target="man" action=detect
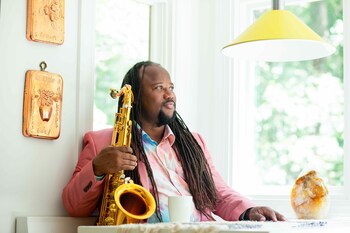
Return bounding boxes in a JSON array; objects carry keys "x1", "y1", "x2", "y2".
[{"x1": 62, "y1": 61, "x2": 286, "y2": 222}]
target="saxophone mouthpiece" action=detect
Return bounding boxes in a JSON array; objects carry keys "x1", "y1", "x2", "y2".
[{"x1": 110, "y1": 88, "x2": 118, "y2": 99}]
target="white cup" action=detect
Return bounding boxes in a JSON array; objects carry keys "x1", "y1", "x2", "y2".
[{"x1": 168, "y1": 195, "x2": 193, "y2": 222}]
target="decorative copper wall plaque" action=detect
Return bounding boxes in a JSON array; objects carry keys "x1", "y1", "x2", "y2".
[
  {"x1": 26, "y1": 0, "x2": 65, "y2": 45},
  {"x1": 23, "y1": 62, "x2": 63, "y2": 140}
]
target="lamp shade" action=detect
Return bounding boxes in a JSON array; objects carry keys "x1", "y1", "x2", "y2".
[{"x1": 222, "y1": 10, "x2": 336, "y2": 62}]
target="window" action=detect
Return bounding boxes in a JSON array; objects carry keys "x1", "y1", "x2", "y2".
[
  {"x1": 94, "y1": 0, "x2": 151, "y2": 130},
  {"x1": 231, "y1": 0, "x2": 345, "y2": 197}
]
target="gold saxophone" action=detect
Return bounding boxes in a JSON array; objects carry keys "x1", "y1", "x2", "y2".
[{"x1": 97, "y1": 84, "x2": 156, "y2": 225}]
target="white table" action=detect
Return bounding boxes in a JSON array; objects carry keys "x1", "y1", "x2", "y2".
[{"x1": 77, "y1": 219, "x2": 350, "y2": 233}]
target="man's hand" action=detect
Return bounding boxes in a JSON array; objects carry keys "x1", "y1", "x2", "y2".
[
  {"x1": 92, "y1": 146, "x2": 137, "y2": 176},
  {"x1": 246, "y1": 206, "x2": 286, "y2": 221}
]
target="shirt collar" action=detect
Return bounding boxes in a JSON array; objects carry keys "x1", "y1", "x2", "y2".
[{"x1": 140, "y1": 125, "x2": 175, "y2": 146}]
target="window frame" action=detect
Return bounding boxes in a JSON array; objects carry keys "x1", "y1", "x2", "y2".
[
  {"x1": 227, "y1": 0, "x2": 350, "y2": 218},
  {"x1": 77, "y1": 0, "x2": 171, "y2": 152},
  {"x1": 92, "y1": 0, "x2": 171, "y2": 130}
]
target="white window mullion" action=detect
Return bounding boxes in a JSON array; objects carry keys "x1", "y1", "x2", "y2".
[
  {"x1": 343, "y1": 0, "x2": 350, "y2": 199},
  {"x1": 149, "y1": 0, "x2": 173, "y2": 71},
  {"x1": 231, "y1": 0, "x2": 266, "y2": 192}
]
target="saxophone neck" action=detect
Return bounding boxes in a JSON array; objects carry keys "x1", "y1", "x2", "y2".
[
  {"x1": 122, "y1": 85, "x2": 134, "y2": 108},
  {"x1": 111, "y1": 85, "x2": 134, "y2": 147},
  {"x1": 110, "y1": 84, "x2": 134, "y2": 108}
]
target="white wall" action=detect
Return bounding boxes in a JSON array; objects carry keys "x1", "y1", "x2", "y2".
[{"x1": 0, "y1": 1, "x2": 94, "y2": 233}]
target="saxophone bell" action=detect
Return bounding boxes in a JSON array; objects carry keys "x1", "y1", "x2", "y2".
[{"x1": 114, "y1": 180, "x2": 156, "y2": 224}]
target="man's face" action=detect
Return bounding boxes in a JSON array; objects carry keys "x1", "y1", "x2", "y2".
[{"x1": 139, "y1": 65, "x2": 176, "y2": 126}]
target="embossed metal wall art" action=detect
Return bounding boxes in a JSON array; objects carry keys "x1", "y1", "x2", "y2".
[
  {"x1": 26, "y1": 0, "x2": 65, "y2": 44},
  {"x1": 23, "y1": 61, "x2": 63, "y2": 139}
]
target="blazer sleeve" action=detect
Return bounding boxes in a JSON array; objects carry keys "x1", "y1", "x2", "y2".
[
  {"x1": 193, "y1": 133, "x2": 256, "y2": 221},
  {"x1": 62, "y1": 130, "x2": 110, "y2": 217}
]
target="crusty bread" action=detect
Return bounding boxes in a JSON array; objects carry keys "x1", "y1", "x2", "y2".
[{"x1": 291, "y1": 170, "x2": 329, "y2": 219}]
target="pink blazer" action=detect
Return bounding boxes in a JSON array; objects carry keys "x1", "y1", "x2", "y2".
[{"x1": 62, "y1": 128, "x2": 255, "y2": 221}]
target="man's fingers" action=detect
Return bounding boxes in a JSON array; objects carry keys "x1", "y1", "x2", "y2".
[
  {"x1": 276, "y1": 212, "x2": 287, "y2": 221},
  {"x1": 122, "y1": 156, "x2": 137, "y2": 166},
  {"x1": 120, "y1": 161, "x2": 137, "y2": 171},
  {"x1": 104, "y1": 145, "x2": 133, "y2": 154},
  {"x1": 120, "y1": 152, "x2": 137, "y2": 163},
  {"x1": 119, "y1": 153, "x2": 137, "y2": 170},
  {"x1": 95, "y1": 146, "x2": 137, "y2": 173},
  {"x1": 261, "y1": 208, "x2": 278, "y2": 221},
  {"x1": 250, "y1": 213, "x2": 266, "y2": 221},
  {"x1": 249, "y1": 207, "x2": 286, "y2": 222},
  {"x1": 117, "y1": 146, "x2": 133, "y2": 154}
]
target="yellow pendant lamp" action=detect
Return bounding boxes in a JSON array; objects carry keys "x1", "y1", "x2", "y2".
[{"x1": 222, "y1": 0, "x2": 335, "y2": 62}]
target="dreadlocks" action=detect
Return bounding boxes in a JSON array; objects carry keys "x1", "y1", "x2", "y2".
[{"x1": 118, "y1": 61, "x2": 218, "y2": 221}]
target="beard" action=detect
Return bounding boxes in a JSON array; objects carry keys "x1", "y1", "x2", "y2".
[{"x1": 157, "y1": 109, "x2": 176, "y2": 126}]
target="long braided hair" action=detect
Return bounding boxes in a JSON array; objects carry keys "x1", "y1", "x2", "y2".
[{"x1": 118, "y1": 61, "x2": 218, "y2": 221}]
